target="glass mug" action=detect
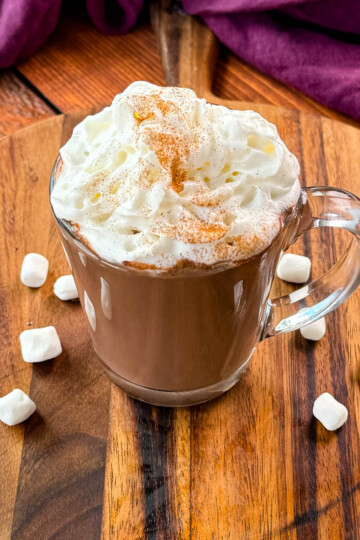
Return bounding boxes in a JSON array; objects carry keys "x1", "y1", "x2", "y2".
[{"x1": 50, "y1": 157, "x2": 360, "y2": 406}]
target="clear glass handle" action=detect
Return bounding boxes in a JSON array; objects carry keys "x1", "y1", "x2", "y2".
[{"x1": 264, "y1": 186, "x2": 360, "y2": 337}]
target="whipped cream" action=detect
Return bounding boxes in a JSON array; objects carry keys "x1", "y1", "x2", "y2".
[{"x1": 51, "y1": 82, "x2": 300, "y2": 268}]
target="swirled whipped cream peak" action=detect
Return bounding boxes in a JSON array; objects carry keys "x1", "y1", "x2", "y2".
[{"x1": 51, "y1": 81, "x2": 300, "y2": 268}]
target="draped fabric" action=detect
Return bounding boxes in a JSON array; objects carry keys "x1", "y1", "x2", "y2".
[{"x1": 1, "y1": 0, "x2": 359, "y2": 119}]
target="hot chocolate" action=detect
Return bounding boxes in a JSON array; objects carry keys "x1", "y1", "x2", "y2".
[
  {"x1": 56, "y1": 211, "x2": 299, "y2": 405},
  {"x1": 50, "y1": 82, "x2": 301, "y2": 405}
]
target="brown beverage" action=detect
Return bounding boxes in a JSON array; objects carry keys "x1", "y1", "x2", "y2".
[
  {"x1": 56, "y1": 202, "x2": 299, "y2": 405},
  {"x1": 50, "y1": 83, "x2": 360, "y2": 405}
]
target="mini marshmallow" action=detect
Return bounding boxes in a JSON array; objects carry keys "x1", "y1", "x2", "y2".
[
  {"x1": 300, "y1": 317, "x2": 326, "y2": 341},
  {"x1": 21, "y1": 253, "x2": 49, "y2": 288},
  {"x1": 0, "y1": 389, "x2": 36, "y2": 426},
  {"x1": 276, "y1": 253, "x2": 311, "y2": 284},
  {"x1": 54, "y1": 275, "x2": 78, "y2": 301},
  {"x1": 313, "y1": 392, "x2": 348, "y2": 431},
  {"x1": 20, "y1": 326, "x2": 62, "y2": 363}
]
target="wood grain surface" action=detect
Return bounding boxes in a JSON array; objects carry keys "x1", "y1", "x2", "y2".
[
  {"x1": 0, "y1": 5, "x2": 356, "y2": 139},
  {"x1": 0, "y1": 71, "x2": 56, "y2": 137},
  {"x1": 0, "y1": 3, "x2": 360, "y2": 540},
  {"x1": 9, "y1": 4, "x2": 357, "y2": 129}
]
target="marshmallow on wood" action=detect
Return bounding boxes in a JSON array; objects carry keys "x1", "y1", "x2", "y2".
[
  {"x1": 54, "y1": 275, "x2": 78, "y2": 301},
  {"x1": 21, "y1": 253, "x2": 49, "y2": 288},
  {"x1": 20, "y1": 326, "x2": 62, "y2": 363},
  {"x1": 313, "y1": 392, "x2": 348, "y2": 431},
  {"x1": 0, "y1": 389, "x2": 36, "y2": 426},
  {"x1": 300, "y1": 317, "x2": 326, "y2": 341},
  {"x1": 276, "y1": 253, "x2": 311, "y2": 284}
]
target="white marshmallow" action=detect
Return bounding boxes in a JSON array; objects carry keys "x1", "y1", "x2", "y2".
[
  {"x1": 20, "y1": 326, "x2": 62, "y2": 363},
  {"x1": 276, "y1": 253, "x2": 311, "y2": 284},
  {"x1": 54, "y1": 275, "x2": 78, "y2": 301},
  {"x1": 300, "y1": 317, "x2": 326, "y2": 341},
  {"x1": 313, "y1": 392, "x2": 348, "y2": 431},
  {"x1": 20, "y1": 253, "x2": 49, "y2": 288},
  {"x1": 0, "y1": 389, "x2": 36, "y2": 426}
]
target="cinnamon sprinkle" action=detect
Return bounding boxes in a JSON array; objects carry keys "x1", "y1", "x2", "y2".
[
  {"x1": 131, "y1": 91, "x2": 192, "y2": 193},
  {"x1": 145, "y1": 131, "x2": 189, "y2": 192},
  {"x1": 131, "y1": 94, "x2": 177, "y2": 125},
  {"x1": 123, "y1": 261, "x2": 160, "y2": 270},
  {"x1": 156, "y1": 217, "x2": 229, "y2": 244}
]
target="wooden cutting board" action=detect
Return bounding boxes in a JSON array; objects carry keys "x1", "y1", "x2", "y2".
[{"x1": 1, "y1": 4, "x2": 360, "y2": 540}]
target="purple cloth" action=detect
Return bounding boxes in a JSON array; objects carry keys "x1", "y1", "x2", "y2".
[
  {"x1": 182, "y1": 0, "x2": 360, "y2": 120},
  {"x1": 0, "y1": 0, "x2": 62, "y2": 67},
  {"x1": 0, "y1": 0, "x2": 359, "y2": 120},
  {"x1": 86, "y1": 0, "x2": 144, "y2": 35},
  {"x1": 0, "y1": 0, "x2": 143, "y2": 67}
]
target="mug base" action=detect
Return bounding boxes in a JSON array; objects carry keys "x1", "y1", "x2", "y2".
[{"x1": 96, "y1": 351, "x2": 254, "y2": 407}]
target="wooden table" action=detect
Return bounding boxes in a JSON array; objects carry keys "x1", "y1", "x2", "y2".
[{"x1": 1, "y1": 5, "x2": 360, "y2": 539}]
